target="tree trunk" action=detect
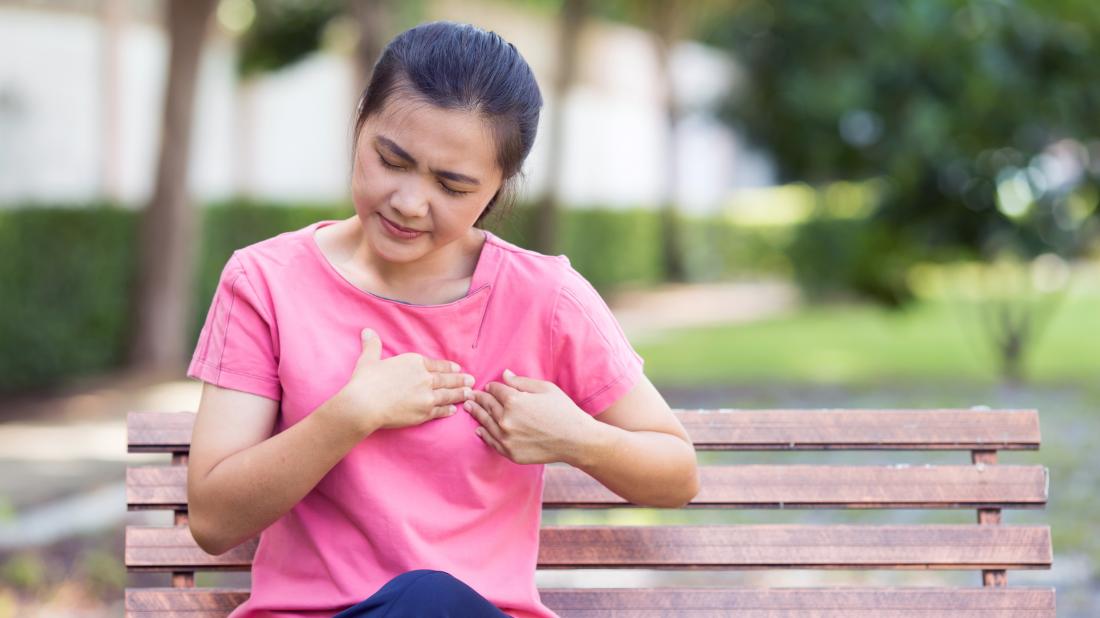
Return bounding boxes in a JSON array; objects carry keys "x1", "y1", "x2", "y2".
[
  {"x1": 128, "y1": 0, "x2": 217, "y2": 375},
  {"x1": 533, "y1": 0, "x2": 587, "y2": 255},
  {"x1": 650, "y1": 0, "x2": 687, "y2": 282},
  {"x1": 349, "y1": 0, "x2": 393, "y2": 99}
]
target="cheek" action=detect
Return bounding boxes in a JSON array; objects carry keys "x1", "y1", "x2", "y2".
[{"x1": 350, "y1": 162, "x2": 389, "y2": 207}]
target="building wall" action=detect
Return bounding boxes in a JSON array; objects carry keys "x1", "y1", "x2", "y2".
[{"x1": 0, "y1": 0, "x2": 773, "y2": 213}]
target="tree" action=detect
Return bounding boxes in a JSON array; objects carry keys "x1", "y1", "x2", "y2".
[
  {"x1": 532, "y1": 0, "x2": 588, "y2": 255},
  {"x1": 705, "y1": 1, "x2": 1100, "y2": 276},
  {"x1": 129, "y1": 0, "x2": 218, "y2": 374},
  {"x1": 704, "y1": 0, "x2": 1100, "y2": 381}
]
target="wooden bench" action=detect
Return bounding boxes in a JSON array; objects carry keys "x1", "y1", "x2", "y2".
[{"x1": 125, "y1": 407, "x2": 1055, "y2": 616}]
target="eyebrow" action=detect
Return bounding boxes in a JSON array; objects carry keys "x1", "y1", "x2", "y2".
[{"x1": 375, "y1": 135, "x2": 482, "y2": 186}]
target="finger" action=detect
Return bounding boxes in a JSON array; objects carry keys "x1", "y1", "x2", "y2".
[
  {"x1": 470, "y1": 390, "x2": 504, "y2": 425},
  {"x1": 432, "y1": 372, "x2": 476, "y2": 389},
  {"x1": 433, "y1": 404, "x2": 459, "y2": 418},
  {"x1": 475, "y1": 425, "x2": 507, "y2": 458},
  {"x1": 356, "y1": 328, "x2": 382, "y2": 366},
  {"x1": 434, "y1": 386, "x2": 472, "y2": 407},
  {"x1": 424, "y1": 358, "x2": 462, "y2": 374},
  {"x1": 502, "y1": 368, "x2": 545, "y2": 392},
  {"x1": 463, "y1": 399, "x2": 505, "y2": 443},
  {"x1": 484, "y1": 381, "x2": 520, "y2": 402}
]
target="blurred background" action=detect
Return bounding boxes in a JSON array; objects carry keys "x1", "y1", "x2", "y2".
[{"x1": 1, "y1": 0, "x2": 1098, "y2": 615}]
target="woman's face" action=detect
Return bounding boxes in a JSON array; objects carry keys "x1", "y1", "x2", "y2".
[{"x1": 350, "y1": 98, "x2": 504, "y2": 264}]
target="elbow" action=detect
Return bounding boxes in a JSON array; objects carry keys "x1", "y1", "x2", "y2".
[
  {"x1": 671, "y1": 472, "x2": 702, "y2": 509},
  {"x1": 189, "y1": 520, "x2": 223, "y2": 556},
  {"x1": 188, "y1": 486, "x2": 231, "y2": 556},
  {"x1": 187, "y1": 503, "x2": 229, "y2": 556},
  {"x1": 652, "y1": 464, "x2": 702, "y2": 509}
]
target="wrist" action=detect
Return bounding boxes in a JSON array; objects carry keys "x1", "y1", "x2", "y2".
[
  {"x1": 563, "y1": 412, "x2": 619, "y2": 470},
  {"x1": 321, "y1": 389, "x2": 379, "y2": 440}
]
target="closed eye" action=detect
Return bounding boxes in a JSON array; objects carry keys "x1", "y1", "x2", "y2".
[
  {"x1": 438, "y1": 184, "x2": 469, "y2": 197},
  {"x1": 377, "y1": 153, "x2": 404, "y2": 171},
  {"x1": 377, "y1": 152, "x2": 470, "y2": 197}
]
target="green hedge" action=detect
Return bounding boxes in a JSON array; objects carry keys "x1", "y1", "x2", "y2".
[
  {"x1": 0, "y1": 201, "x2": 787, "y2": 394},
  {"x1": 0, "y1": 205, "x2": 138, "y2": 394}
]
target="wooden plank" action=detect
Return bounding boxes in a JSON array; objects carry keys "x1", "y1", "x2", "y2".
[
  {"x1": 126, "y1": 587, "x2": 248, "y2": 617},
  {"x1": 128, "y1": 464, "x2": 1049, "y2": 511},
  {"x1": 127, "y1": 409, "x2": 1042, "y2": 453},
  {"x1": 125, "y1": 525, "x2": 1052, "y2": 572},
  {"x1": 128, "y1": 412, "x2": 196, "y2": 453},
  {"x1": 125, "y1": 587, "x2": 1056, "y2": 617},
  {"x1": 678, "y1": 409, "x2": 1042, "y2": 450},
  {"x1": 542, "y1": 465, "x2": 1048, "y2": 509}
]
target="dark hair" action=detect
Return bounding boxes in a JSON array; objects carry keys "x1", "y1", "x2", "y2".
[{"x1": 352, "y1": 21, "x2": 543, "y2": 226}]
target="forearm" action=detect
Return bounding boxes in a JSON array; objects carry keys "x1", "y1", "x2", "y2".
[
  {"x1": 565, "y1": 418, "x2": 700, "y2": 508},
  {"x1": 189, "y1": 395, "x2": 372, "y2": 555}
]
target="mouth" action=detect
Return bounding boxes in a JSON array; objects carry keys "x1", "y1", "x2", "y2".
[{"x1": 378, "y1": 214, "x2": 425, "y2": 239}]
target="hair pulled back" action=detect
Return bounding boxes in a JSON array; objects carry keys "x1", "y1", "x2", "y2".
[{"x1": 353, "y1": 21, "x2": 543, "y2": 224}]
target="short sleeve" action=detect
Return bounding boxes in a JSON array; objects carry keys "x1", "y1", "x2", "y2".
[
  {"x1": 187, "y1": 253, "x2": 282, "y2": 401},
  {"x1": 551, "y1": 261, "x2": 645, "y2": 416}
]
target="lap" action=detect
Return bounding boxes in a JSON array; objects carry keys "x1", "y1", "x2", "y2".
[{"x1": 333, "y1": 570, "x2": 510, "y2": 618}]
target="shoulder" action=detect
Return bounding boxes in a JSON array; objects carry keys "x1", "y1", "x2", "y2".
[
  {"x1": 226, "y1": 221, "x2": 320, "y2": 284},
  {"x1": 483, "y1": 230, "x2": 583, "y2": 298}
]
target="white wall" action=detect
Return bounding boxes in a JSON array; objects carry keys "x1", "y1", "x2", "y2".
[{"x1": 0, "y1": 1, "x2": 774, "y2": 213}]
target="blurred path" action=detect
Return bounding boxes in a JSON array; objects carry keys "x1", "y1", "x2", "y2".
[
  {"x1": 0, "y1": 279, "x2": 799, "y2": 549},
  {"x1": 609, "y1": 279, "x2": 799, "y2": 344}
]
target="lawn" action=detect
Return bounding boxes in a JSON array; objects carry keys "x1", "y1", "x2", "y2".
[{"x1": 635, "y1": 293, "x2": 1100, "y2": 386}]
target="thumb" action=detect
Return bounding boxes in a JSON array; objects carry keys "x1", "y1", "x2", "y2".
[
  {"x1": 357, "y1": 328, "x2": 382, "y2": 365},
  {"x1": 503, "y1": 368, "x2": 543, "y2": 392}
]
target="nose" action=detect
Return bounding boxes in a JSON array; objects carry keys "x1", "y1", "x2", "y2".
[{"x1": 389, "y1": 178, "x2": 430, "y2": 221}]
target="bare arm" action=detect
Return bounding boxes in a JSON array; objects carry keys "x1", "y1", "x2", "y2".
[
  {"x1": 564, "y1": 375, "x2": 700, "y2": 508},
  {"x1": 187, "y1": 384, "x2": 371, "y2": 555}
]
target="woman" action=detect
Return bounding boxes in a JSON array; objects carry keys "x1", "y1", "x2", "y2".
[{"x1": 186, "y1": 21, "x2": 699, "y2": 618}]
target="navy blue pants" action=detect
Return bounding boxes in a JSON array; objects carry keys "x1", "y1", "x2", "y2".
[{"x1": 333, "y1": 569, "x2": 510, "y2": 617}]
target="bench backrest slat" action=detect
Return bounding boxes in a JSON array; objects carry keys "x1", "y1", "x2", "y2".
[
  {"x1": 125, "y1": 524, "x2": 1053, "y2": 571},
  {"x1": 127, "y1": 463, "x2": 1048, "y2": 510},
  {"x1": 127, "y1": 409, "x2": 1042, "y2": 453}
]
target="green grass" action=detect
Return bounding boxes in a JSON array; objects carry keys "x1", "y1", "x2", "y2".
[{"x1": 636, "y1": 294, "x2": 1100, "y2": 386}]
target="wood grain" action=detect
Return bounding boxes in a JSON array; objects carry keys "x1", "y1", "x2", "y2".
[
  {"x1": 125, "y1": 525, "x2": 1053, "y2": 571},
  {"x1": 127, "y1": 464, "x2": 1049, "y2": 510},
  {"x1": 125, "y1": 587, "x2": 1056, "y2": 617},
  {"x1": 128, "y1": 409, "x2": 1042, "y2": 453}
]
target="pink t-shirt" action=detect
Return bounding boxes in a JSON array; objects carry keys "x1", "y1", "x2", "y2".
[{"x1": 186, "y1": 219, "x2": 645, "y2": 618}]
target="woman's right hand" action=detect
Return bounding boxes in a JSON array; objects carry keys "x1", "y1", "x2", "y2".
[{"x1": 336, "y1": 328, "x2": 475, "y2": 434}]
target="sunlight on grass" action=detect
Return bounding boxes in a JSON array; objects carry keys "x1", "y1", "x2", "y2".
[{"x1": 637, "y1": 293, "x2": 1100, "y2": 386}]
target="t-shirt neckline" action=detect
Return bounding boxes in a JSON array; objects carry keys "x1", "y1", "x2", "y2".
[{"x1": 306, "y1": 219, "x2": 499, "y2": 309}]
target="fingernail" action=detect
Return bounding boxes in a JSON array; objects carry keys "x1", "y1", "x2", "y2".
[
  {"x1": 463, "y1": 387, "x2": 471, "y2": 399},
  {"x1": 463, "y1": 401, "x2": 472, "y2": 411},
  {"x1": 504, "y1": 368, "x2": 515, "y2": 379},
  {"x1": 452, "y1": 362, "x2": 461, "y2": 372},
  {"x1": 465, "y1": 375, "x2": 475, "y2": 387}
]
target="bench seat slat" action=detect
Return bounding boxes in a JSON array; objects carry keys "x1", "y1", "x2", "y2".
[
  {"x1": 125, "y1": 587, "x2": 1056, "y2": 617},
  {"x1": 125, "y1": 525, "x2": 1052, "y2": 571},
  {"x1": 127, "y1": 409, "x2": 1042, "y2": 453},
  {"x1": 127, "y1": 464, "x2": 1049, "y2": 510}
]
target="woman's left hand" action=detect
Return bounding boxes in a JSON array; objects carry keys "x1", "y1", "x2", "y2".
[{"x1": 464, "y1": 369, "x2": 594, "y2": 465}]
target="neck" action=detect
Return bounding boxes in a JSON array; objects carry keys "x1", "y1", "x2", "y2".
[{"x1": 351, "y1": 221, "x2": 485, "y2": 289}]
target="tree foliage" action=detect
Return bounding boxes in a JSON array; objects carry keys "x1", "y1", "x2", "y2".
[
  {"x1": 704, "y1": 0, "x2": 1100, "y2": 301},
  {"x1": 237, "y1": 0, "x2": 344, "y2": 77}
]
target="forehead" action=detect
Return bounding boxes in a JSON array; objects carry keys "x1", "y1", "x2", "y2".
[{"x1": 362, "y1": 99, "x2": 501, "y2": 179}]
